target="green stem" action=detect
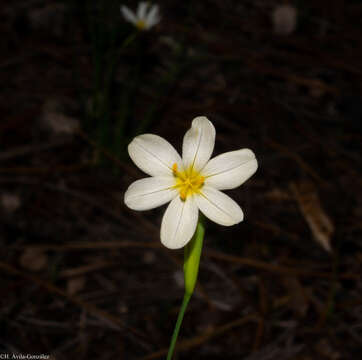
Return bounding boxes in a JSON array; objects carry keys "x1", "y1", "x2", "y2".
[
  {"x1": 184, "y1": 217, "x2": 205, "y2": 296},
  {"x1": 166, "y1": 293, "x2": 191, "y2": 360},
  {"x1": 166, "y1": 217, "x2": 205, "y2": 360}
]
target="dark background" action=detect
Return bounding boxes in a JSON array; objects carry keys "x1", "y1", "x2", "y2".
[{"x1": 1, "y1": 1, "x2": 361, "y2": 359}]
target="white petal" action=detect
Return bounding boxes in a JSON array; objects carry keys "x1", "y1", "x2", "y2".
[
  {"x1": 203, "y1": 149, "x2": 258, "y2": 190},
  {"x1": 182, "y1": 116, "x2": 216, "y2": 172},
  {"x1": 137, "y1": 2, "x2": 149, "y2": 20},
  {"x1": 124, "y1": 177, "x2": 177, "y2": 211},
  {"x1": 121, "y1": 6, "x2": 137, "y2": 24},
  {"x1": 195, "y1": 186, "x2": 243, "y2": 226},
  {"x1": 161, "y1": 196, "x2": 199, "y2": 249},
  {"x1": 128, "y1": 134, "x2": 183, "y2": 177},
  {"x1": 145, "y1": 5, "x2": 160, "y2": 27}
]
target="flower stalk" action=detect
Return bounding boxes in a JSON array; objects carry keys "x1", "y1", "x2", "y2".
[
  {"x1": 166, "y1": 218, "x2": 205, "y2": 360},
  {"x1": 184, "y1": 215, "x2": 205, "y2": 296},
  {"x1": 124, "y1": 116, "x2": 258, "y2": 357},
  {"x1": 166, "y1": 293, "x2": 191, "y2": 360}
]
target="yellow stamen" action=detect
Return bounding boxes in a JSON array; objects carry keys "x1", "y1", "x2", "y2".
[
  {"x1": 136, "y1": 19, "x2": 146, "y2": 30},
  {"x1": 180, "y1": 189, "x2": 187, "y2": 201},
  {"x1": 172, "y1": 163, "x2": 205, "y2": 202}
]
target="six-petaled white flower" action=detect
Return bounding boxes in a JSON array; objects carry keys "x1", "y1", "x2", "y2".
[
  {"x1": 121, "y1": 2, "x2": 161, "y2": 31},
  {"x1": 124, "y1": 116, "x2": 258, "y2": 249}
]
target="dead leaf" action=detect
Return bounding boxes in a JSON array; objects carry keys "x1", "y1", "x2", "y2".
[
  {"x1": 67, "y1": 276, "x2": 86, "y2": 296},
  {"x1": 28, "y1": 4, "x2": 66, "y2": 37},
  {"x1": 290, "y1": 181, "x2": 334, "y2": 252},
  {"x1": 41, "y1": 99, "x2": 80, "y2": 135},
  {"x1": 272, "y1": 5, "x2": 297, "y2": 35},
  {"x1": 315, "y1": 338, "x2": 341, "y2": 359},
  {"x1": 265, "y1": 188, "x2": 291, "y2": 201},
  {"x1": 143, "y1": 251, "x2": 156, "y2": 264},
  {"x1": 282, "y1": 277, "x2": 309, "y2": 317},
  {"x1": 19, "y1": 248, "x2": 48, "y2": 271},
  {"x1": 1, "y1": 193, "x2": 21, "y2": 213}
]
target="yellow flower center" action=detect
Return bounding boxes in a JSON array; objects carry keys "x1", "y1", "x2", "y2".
[
  {"x1": 172, "y1": 163, "x2": 205, "y2": 201},
  {"x1": 136, "y1": 19, "x2": 146, "y2": 30}
]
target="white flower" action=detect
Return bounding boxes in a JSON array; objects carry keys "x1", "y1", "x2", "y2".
[
  {"x1": 124, "y1": 116, "x2": 258, "y2": 249},
  {"x1": 121, "y1": 2, "x2": 161, "y2": 31}
]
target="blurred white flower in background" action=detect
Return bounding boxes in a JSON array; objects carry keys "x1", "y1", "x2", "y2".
[
  {"x1": 124, "y1": 116, "x2": 258, "y2": 249},
  {"x1": 272, "y1": 4, "x2": 297, "y2": 35},
  {"x1": 121, "y1": 2, "x2": 161, "y2": 31}
]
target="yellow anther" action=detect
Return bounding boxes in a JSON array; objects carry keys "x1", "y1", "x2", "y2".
[
  {"x1": 195, "y1": 176, "x2": 205, "y2": 186},
  {"x1": 136, "y1": 20, "x2": 146, "y2": 30},
  {"x1": 172, "y1": 164, "x2": 205, "y2": 201},
  {"x1": 180, "y1": 189, "x2": 187, "y2": 201}
]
